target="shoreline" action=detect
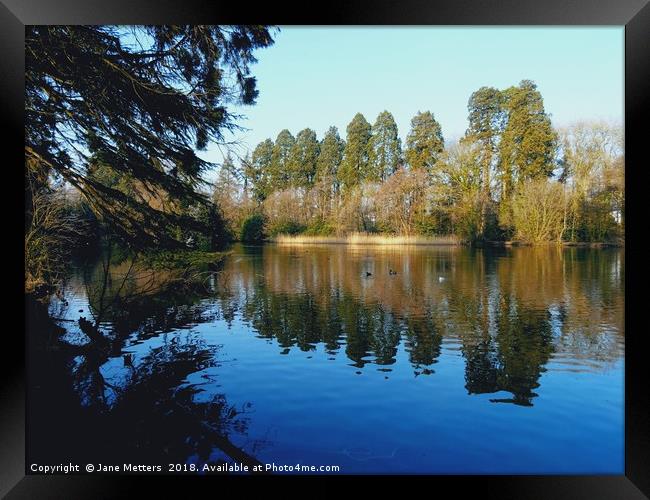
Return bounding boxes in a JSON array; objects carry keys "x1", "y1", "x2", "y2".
[
  {"x1": 270, "y1": 233, "x2": 461, "y2": 246},
  {"x1": 267, "y1": 234, "x2": 624, "y2": 248},
  {"x1": 481, "y1": 240, "x2": 624, "y2": 248}
]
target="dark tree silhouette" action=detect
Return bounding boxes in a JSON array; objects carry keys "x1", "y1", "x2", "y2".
[{"x1": 26, "y1": 25, "x2": 276, "y2": 248}]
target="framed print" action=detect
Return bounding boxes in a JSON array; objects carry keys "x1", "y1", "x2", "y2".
[{"x1": 5, "y1": 0, "x2": 650, "y2": 497}]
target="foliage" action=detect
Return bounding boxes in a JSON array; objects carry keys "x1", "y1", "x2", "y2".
[
  {"x1": 431, "y1": 141, "x2": 483, "y2": 241},
  {"x1": 498, "y1": 80, "x2": 559, "y2": 233},
  {"x1": 262, "y1": 188, "x2": 307, "y2": 232},
  {"x1": 368, "y1": 111, "x2": 402, "y2": 181},
  {"x1": 237, "y1": 105, "x2": 625, "y2": 242},
  {"x1": 500, "y1": 81, "x2": 558, "y2": 182},
  {"x1": 269, "y1": 129, "x2": 295, "y2": 188},
  {"x1": 338, "y1": 113, "x2": 372, "y2": 191},
  {"x1": 212, "y1": 153, "x2": 258, "y2": 241},
  {"x1": 248, "y1": 139, "x2": 275, "y2": 201},
  {"x1": 190, "y1": 201, "x2": 231, "y2": 251},
  {"x1": 26, "y1": 25, "x2": 276, "y2": 249},
  {"x1": 240, "y1": 214, "x2": 266, "y2": 243},
  {"x1": 304, "y1": 218, "x2": 336, "y2": 236},
  {"x1": 463, "y1": 86, "x2": 504, "y2": 238},
  {"x1": 195, "y1": 83, "x2": 622, "y2": 245},
  {"x1": 511, "y1": 178, "x2": 569, "y2": 243},
  {"x1": 334, "y1": 182, "x2": 380, "y2": 234},
  {"x1": 405, "y1": 111, "x2": 444, "y2": 173},
  {"x1": 267, "y1": 220, "x2": 306, "y2": 237},
  {"x1": 288, "y1": 128, "x2": 320, "y2": 188},
  {"x1": 316, "y1": 126, "x2": 344, "y2": 185}
]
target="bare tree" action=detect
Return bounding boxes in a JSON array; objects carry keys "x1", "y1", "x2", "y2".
[{"x1": 511, "y1": 178, "x2": 569, "y2": 243}]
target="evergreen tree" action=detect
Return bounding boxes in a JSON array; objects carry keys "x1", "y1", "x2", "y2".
[
  {"x1": 464, "y1": 87, "x2": 505, "y2": 197},
  {"x1": 314, "y1": 126, "x2": 344, "y2": 216},
  {"x1": 338, "y1": 113, "x2": 372, "y2": 190},
  {"x1": 405, "y1": 111, "x2": 444, "y2": 172},
  {"x1": 463, "y1": 87, "x2": 505, "y2": 238},
  {"x1": 368, "y1": 111, "x2": 402, "y2": 181},
  {"x1": 249, "y1": 139, "x2": 275, "y2": 201},
  {"x1": 213, "y1": 153, "x2": 240, "y2": 205},
  {"x1": 497, "y1": 80, "x2": 558, "y2": 233},
  {"x1": 212, "y1": 153, "x2": 241, "y2": 237},
  {"x1": 499, "y1": 80, "x2": 558, "y2": 194},
  {"x1": 269, "y1": 129, "x2": 295, "y2": 189},
  {"x1": 26, "y1": 25, "x2": 275, "y2": 249},
  {"x1": 316, "y1": 126, "x2": 345, "y2": 185},
  {"x1": 240, "y1": 152, "x2": 252, "y2": 201},
  {"x1": 288, "y1": 128, "x2": 320, "y2": 188},
  {"x1": 221, "y1": 153, "x2": 239, "y2": 179}
]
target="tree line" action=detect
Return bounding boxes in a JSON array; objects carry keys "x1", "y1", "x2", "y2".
[
  {"x1": 24, "y1": 25, "x2": 623, "y2": 297},
  {"x1": 214, "y1": 80, "x2": 623, "y2": 245}
]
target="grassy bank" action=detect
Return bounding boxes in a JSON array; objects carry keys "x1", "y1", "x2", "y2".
[
  {"x1": 482, "y1": 240, "x2": 624, "y2": 248},
  {"x1": 271, "y1": 234, "x2": 623, "y2": 248},
  {"x1": 271, "y1": 233, "x2": 461, "y2": 246}
]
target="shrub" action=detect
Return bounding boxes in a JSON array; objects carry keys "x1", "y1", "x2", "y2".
[
  {"x1": 413, "y1": 213, "x2": 441, "y2": 236},
  {"x1": 304, "y1": 218, "x2": 336, "y2": 236},
  {"x1": 240, "y1": 214, "x2": 266, "y2": 243},
  {"x1": 267, "y1": 220, "x2": 306, "y2": 237},
  {"x1": 185, "y1": 202, "x2": 231, "y2": 251}
]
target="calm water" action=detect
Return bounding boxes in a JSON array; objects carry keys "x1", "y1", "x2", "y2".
[{"x1": 28, "y1": 244, "x2": 624, "y2": 474}]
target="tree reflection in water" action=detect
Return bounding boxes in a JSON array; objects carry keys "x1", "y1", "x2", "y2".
[
  {"x1": 216, "y1": 244, "x2": 622, "y2": 406},
  {"x1": 30, "y1": 251, "x2": 267, "y2": 471},
  {"x1": 29, "y1": 244, "x2": 624, "y2": 471}
]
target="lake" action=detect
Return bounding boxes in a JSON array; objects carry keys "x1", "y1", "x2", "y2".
[{"x1": 27, "y1": 244, "x2": 624, "y2": 474}]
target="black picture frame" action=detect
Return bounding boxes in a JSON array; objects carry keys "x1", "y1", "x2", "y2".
[{"x1": 5, "y1": 0, "x2": 649, "y2": 497}]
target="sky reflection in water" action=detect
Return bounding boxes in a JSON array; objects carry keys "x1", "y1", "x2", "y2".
[{"x1": 33, "y1": 244, "x2": 624, "y2": 474}]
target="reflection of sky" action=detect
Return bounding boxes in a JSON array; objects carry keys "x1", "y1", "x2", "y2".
[{"x1": 56, "y1": 246, "x2": 624, "y2": 473}]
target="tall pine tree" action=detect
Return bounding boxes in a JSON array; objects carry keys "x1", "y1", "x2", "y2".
[
  {"x1": 405, "y1": 111, "x2": 444, "y2": 173},
  {"x1": 499, "y1": 80, "x2": 558, "y2": 191},
  {"x1": 249, "y1": 139, "x2": 275, "y2": 201},
  {"x1": 463, "y1": 87, "x2": 505, "y2": 238},
  {"x1": 338, "y1": 113, "x2": 372, "y2": 190},
  {"x1": 316, "y1": 126, "x2": 345, "y2": 186},
  {"x1": 288, "y1": 128, "x2": 320, "y2": 188},
  {"x1": 269, "y1": 129, "x2": 295, "y2": 190},
  {"x1": 498, "y1": 80, "x2": 558, "y2": 232},
  {"x1": 368, "y1": 111, "x2": 402, "y2": 182}
]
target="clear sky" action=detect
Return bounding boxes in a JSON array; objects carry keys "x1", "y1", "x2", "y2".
[{"x1": 202, "y1": 26, "x2": 624, "y2": 171}]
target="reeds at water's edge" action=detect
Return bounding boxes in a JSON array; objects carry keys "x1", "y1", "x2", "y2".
[{"x1": 272, "y1": 232, "x2": 461, "y2": 246}]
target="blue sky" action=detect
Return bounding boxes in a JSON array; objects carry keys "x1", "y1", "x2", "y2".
[{"x1": 202, "y1": 26, "x2": 623, "y2": 169}]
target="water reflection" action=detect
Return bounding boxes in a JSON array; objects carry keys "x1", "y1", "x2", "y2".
[
  {"x1": 217, "y1": 244, "x2": 623, "y2": 405},
  {"x1": 30, "y1": 252, "x2": 265, "y2": 471},
  {"x1": 29, "y1": 244, "x2": 624, "y2": 473}
]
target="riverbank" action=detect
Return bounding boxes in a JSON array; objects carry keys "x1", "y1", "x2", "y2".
[
  {"x1": 271, "y1": 233, "x2": 461, "y2": 246},
  {"x1": 270, "y1": 233, "x2": 623, "y2": 247},
  {"x1": 482, "y1": 240, "x2": 624, "y2": 248}
]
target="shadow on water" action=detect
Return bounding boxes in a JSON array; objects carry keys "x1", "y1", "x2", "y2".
[
  {"x1": 28, "y1": 249, "x2": 267, "y2": 472},
  {"x1": 27, "y1": 243, "x2": 624, "y2": 471}
]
